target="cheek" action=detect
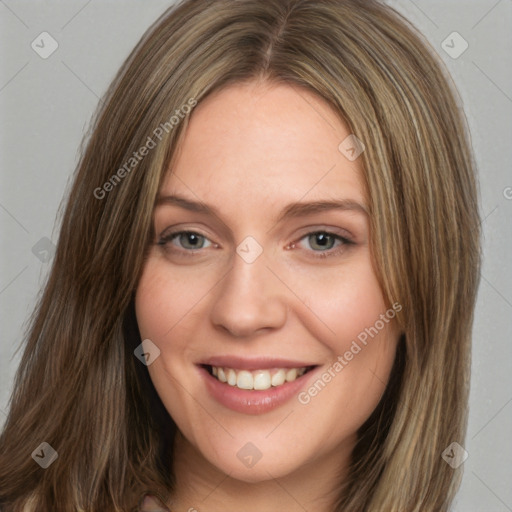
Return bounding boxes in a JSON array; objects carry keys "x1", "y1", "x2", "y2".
[
  {"x1": 134, "y1": 258, "x2": 213, "y2": 431},
  {"x1": 134, "y1": 258, "x2": 205, "y2": 400},
  {"x1": 289, "y1": 259, "x2": 398, "y2": 418},
  {"x1": 134, "y1": 248, "x2": 401, "y2": 472},
  {"x1": 136, "y1": 249, "x2": 395, "y2": 371},
  {"x1": 281, "y1": 254, "x2": 390, "y2": 353},
  {"x1": 135, "y1": 255, "x2": 216, "y2": 342}
]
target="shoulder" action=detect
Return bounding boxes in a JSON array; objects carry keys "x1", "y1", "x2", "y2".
[
  {"x1": 18, "y1": 494, "x2": 37, "y2": 512},
  {"x1": 138, "y1": 493, "x2": 171, "y2": 512},
  {"x1": 16, "y1": 494, "x2": 38, "y2": 512},
  {"x1": 17, "y1": 492, "x2": 168, "y2": 511}
]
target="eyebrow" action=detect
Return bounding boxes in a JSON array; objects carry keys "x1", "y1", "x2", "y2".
[{"x1": 155, "y1": 194, "x2": 369, "y2": 223}]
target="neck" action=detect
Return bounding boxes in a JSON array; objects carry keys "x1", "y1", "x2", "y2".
[{"x1": 166, "y1": 430, "x2": 354, "y2": 512}]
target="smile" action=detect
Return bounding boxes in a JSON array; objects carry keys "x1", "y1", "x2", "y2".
[
  {"x1": 198, "y1": 360, "x2": 319, "y2": 414},
  {"x1": 207, "y1": 365, "x2": 313, "y2": 390}
]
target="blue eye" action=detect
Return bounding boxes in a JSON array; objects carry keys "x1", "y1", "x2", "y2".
[
  {"x1": 157, "y1": 229, "x2": 353, "y2": 259},
  {"x1": 297, "y1": 231, "x2": 353, "y2": 259},
  {"x1": 158, "y1": 231, "x2": 212, "y2": 251},
  {"x1": 305, "y1": 232, "x2": 338, "y2": 251}
]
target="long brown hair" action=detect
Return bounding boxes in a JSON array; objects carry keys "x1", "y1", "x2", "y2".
[{"x1": 0, "y1": 0, "x2": 481, "y2": 510}]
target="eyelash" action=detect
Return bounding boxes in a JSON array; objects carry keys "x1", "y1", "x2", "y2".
[{"x1": 156, "y1": 230, "x2": 354, "y2": 259}]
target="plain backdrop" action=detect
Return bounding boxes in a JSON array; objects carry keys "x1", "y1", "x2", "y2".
[{"x1": 1, "y1": 1, "x2": 511, "y2": 510}]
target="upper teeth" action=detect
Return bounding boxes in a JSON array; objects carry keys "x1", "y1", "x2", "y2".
[{"x1": 211, "y1": 366, "x2": 307, "y2": 390}]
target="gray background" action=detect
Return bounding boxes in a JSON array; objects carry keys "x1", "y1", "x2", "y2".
[{"x1": 1, "y1": 1, "x2": 511, "y2": 510}]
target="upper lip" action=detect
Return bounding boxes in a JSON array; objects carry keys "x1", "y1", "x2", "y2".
[{"x1": 199, "y1": 356, "x2": 318, "y2": 371}]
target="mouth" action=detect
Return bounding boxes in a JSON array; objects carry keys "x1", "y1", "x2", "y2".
[
  {"x1": 202, "y1": 364, "x2": 317, "y2": 391},
  {"x1": 198, "y1": 359, "x2": 320, "y2": 414}
]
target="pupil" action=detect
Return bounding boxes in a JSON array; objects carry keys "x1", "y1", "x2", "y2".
[
  {"x1": 316, "y1": 233, "x2": 329, "y2": 246},
  {"x1": 310, "y1": 232, "x2": 335, "y2": 251}
]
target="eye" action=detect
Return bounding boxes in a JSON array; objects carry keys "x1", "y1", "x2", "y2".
[
  {"x1": 156, "y1": 229, "x2": 354, "y2": 259},
  {"x1": 293, "y1": 231, "x2": 354, "y2": 259},
  {"x1": 157, "y1": 230, "x2": 214, "y2": 252}
]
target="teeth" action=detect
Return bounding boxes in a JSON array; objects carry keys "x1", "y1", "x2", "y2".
[
  {"x1": 237, "y1": 371, "x2": 253, "y2": 390},
  {"x1": 209, "y1": 366, "x2": 308, "y2": 390},
  {"x1": 253, "y1": 370, "x2": 271, "y2": 390},
  {"x1": 227, "y1": 369, "x2": 237, "y2": 386},
  {"x1": 271, "y1": 369, "x2": 286, "y2": 387},
  {"x1": 285, "y1": 368, "x2": 297, "y2": 382}
]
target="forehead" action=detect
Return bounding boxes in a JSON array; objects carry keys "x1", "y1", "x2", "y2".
[{"x1": 161, "y1": 81, "x2": 366, "y2": 212}]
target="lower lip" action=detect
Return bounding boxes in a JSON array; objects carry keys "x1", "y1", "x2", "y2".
[{"x1": 199, "y1": 366, "x2": 318, "y2": 415}]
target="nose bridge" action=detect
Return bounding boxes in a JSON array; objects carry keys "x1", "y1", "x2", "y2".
[{"x1": 210, "y1": 245, "x2": 287, "y2": 337}]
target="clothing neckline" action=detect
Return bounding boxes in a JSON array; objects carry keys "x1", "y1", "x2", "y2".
[{"x1": 138, "y1": 493, "x2": 172, "y2": 511}]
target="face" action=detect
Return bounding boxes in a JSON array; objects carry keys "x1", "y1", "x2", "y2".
[{"x1": 135, "y1": 80, "x2": 400, "y2": 483}]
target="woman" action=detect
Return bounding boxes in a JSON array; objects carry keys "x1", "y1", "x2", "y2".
[{"x1": 0, "y1": 0, "x2": 481, "y2": 510}]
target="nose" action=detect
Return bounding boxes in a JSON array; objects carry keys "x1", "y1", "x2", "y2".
[{"x1": 210, "y1": 250, "x2": 288, "y2": 338}]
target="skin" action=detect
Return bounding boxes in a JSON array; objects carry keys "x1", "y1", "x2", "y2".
[{"x1": 135, "y1": 80, "x2": 400, "y2": 512}]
